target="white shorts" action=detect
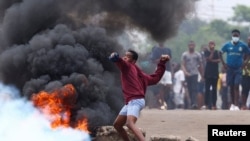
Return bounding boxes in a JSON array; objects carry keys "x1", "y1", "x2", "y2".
[
  {"x1": 159, "y1": 71, "x2": 172, "y2": 85},
  {"x1": 174, "y1": 92, "x2": 184, "y2": 105},
  {"x1": 119, "y1": 98, "x2": 145, "y2": 118}
]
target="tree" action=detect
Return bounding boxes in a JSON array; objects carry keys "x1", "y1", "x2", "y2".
[
  {"x1": 179, "y1": 18, "x2": 207, "y2": 35},
  {"x1": 209, "y1": 20, "x2": 232, "y2": 39},
  {"x1": 231, "y1": 5, "x2": 250, "y2": 22}
]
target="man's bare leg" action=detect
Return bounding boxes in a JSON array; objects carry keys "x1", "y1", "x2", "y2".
[
  {"x1": 241, "y1": 94, "x2": 247, "y2": 110},
  {"x1": 126, "y1": 115, "x2": 145, "y2": 141},
  {"x1": 113, "y1": 115, "x2": 130, "y2": 141}
]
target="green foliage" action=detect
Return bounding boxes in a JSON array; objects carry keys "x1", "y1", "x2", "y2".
[
  {"x1": 179, "y1": 18, "x2": 207, "y2": 35},
  {"x1": 231, "y1": 5, "x2": 250, "y2": 22},
  {"x1": 209, "y1": 20, "x2": 232, "y2": 39}
]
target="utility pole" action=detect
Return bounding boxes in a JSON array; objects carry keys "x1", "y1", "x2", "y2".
[{"x1": 211, "y1": 0, "x2": 214, "y2": 20}]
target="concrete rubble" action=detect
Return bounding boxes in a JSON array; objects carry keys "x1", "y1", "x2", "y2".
[{"x1": 92, "y1": 126, "x2": 199, "y2": 141}]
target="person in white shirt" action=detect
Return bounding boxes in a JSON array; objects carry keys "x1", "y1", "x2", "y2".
[
  {"x1": 157, "y1": 70, "x2": 173, "y2": 109},
  {"x1": 173, "y1": 63, "x2": 185, "y2": 109}
]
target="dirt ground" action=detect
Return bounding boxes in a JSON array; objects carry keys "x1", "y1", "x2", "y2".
[{"x1": 136, "y1": 109, "x2": 250, "y2": 141}]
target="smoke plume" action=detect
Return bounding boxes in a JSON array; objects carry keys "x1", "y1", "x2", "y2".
[{"x1": 0, "y1": 0, "x2": 195, "y2": 134}]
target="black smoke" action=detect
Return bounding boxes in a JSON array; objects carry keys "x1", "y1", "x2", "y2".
[{"x1": 0, "y1": 0, "x2": 195, "y2": 132}]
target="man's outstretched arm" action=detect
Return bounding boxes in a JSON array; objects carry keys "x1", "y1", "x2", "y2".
[{"x1": 147, "y1": 55, "x2": 170, "y2": 85}]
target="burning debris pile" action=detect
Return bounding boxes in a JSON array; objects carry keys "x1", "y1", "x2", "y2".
[
  {"x1": 0, "y1": 82, "x2": 91, "y2": 141},
  {"x1": 0, "y1": 0, "x2": 195, "y2": 135},
  {"x1": 32, "y1": 84, "x2": 89, "y2": 132}
]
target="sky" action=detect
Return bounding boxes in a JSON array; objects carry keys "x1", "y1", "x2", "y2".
[{"x1": 195, "y1": 0, "x2": 250, "y2": 22}]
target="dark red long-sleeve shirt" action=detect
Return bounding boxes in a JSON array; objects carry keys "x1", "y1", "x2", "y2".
[{"x1": 115, "y1": 58, "x2": 166, "y2": 104}]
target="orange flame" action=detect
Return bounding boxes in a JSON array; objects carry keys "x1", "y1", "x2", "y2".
[
  {"x1": 32, "y1": 84, "x2": 89, "y2": 132},
  {"x1": 76, "y1": 118, "x2": 90, "y2": 133}
]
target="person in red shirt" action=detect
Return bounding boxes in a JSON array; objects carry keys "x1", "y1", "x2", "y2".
[{"x1": 109, "y1": 49, "x2": 170, "y2": 141}]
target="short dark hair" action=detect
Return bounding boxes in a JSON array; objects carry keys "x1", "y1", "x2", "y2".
[
  {"x1": 128, "y1": 49, "x2": 138, "y2": 61},
  {"x1": 209, "y1": 41, "x2": 215, "y2": 45},
  {"x1": 188, "y1": 40, "x2": 195, "y2": 46},
  {"x1": 232, "y1": 29, "x2": 240, "y2": 34}
]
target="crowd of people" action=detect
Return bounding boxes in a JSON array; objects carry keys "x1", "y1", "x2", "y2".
[
  {"x1": 108, "y1": 29, "x2": 249, "y2": 141},
  {"x1": 144, "y1": 29, "x2": 250, "y2": 111}
]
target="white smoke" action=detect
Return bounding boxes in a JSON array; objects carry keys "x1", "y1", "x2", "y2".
[{"x1": 0, "y1": 82, "x2": 91, "y2": 141}]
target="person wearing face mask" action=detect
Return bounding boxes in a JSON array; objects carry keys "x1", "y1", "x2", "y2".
[{"x1": 219, "y1": 29, "x2": 250, "y2": 111}]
